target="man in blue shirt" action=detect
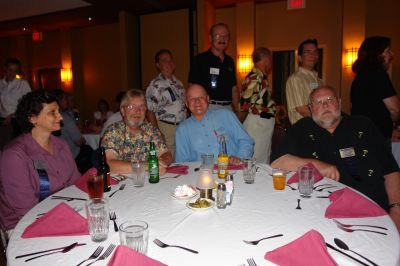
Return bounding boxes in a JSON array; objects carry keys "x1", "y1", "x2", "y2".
[{"x1": 175, "y1": 84, "x2": 254, "y2": 163}]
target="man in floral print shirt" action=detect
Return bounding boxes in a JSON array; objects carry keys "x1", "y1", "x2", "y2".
[
  {"x1": 239, "y1": 47, "x2": 276, "y2": 164},
  {"x1": 102, "y1": 89, "x2": 172, "y2": 175}
]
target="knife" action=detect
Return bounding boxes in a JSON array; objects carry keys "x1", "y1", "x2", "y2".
[
  {"x1": 15, "y1": 243, "x2": 86, "y2": 259},
  {"x1": 326, "y1": 243, "x2": 369, "y2": 266},
  {"x1": 51, "y1": 196, "x2": 87, "y2": 201}
]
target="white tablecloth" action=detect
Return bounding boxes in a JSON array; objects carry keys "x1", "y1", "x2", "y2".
[
  {"x1": 392, "y1": 142, "x2": 400, "y2": 167},
  {"x1": 82, "y1": 133, "x2": 100, "y2": 150},
  {"x1": 7, "y1": 163, "x2": 400, "y2": 265}
]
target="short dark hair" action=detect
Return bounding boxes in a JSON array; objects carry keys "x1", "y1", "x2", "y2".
[
  {"x1": 97, "y1": 99, "x2": 110, "y2": 111},
  {"x1": 298, "y1": 39, "x2": 318, "y2": 56},
  {"x1": 16, "y1": 90, "x2": 59, "y2": 133},
  {"x1": 115, "y1": 91, "x2": 126, "y2": 105},
  {"x1": 155, "y1": 49, "x2": 172, "y2": 63},
  {"x1": 352, "y1": 36, "x2": 391, "y2": 74},
  {"x1": 4, "y1": 57, "x2": 21, "y2": 68},
  {"x1": 252, "y1": 47, "x2": 272, "y2": 63},
  {"x1": 209, "y1": 23, "x2": 229, "y2": 37}
]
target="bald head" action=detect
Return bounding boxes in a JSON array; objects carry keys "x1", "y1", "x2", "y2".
[
  {"x1": 309, "y1": 85, "x2": 338, "y2": 104},
  {"x1": 186, "y1": 84, "x2": 210, "y2": 121}
]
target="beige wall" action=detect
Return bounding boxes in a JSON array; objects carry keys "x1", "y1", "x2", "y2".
[
  {"x1": 72, "y1": 23, "x2": 121, "y2": 121},
  {"x1": 140, "y1": 9, "x2": 190, "y2": 90}
]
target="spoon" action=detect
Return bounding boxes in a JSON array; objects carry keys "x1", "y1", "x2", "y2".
[
  {"x1": 25, "y1": 242, "x2": 79, "y2": 261},
  {"x1": 296, "y1": 199, "x2": 301, "y2": 210},
  {"x1": 334, "y1": 238, "x2": 378, "y2": 266}
]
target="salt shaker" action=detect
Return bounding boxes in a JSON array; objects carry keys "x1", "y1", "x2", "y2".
[{"x1": 217, "y1": 183, "x2": 226, "y2": 209}]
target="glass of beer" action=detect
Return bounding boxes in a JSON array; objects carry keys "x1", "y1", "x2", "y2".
[
  {"x1": 272, "y1": 168, "x2": 286, "y2": 190},
  {"x1": 87, "y1": 173, "x2": 104, "y2": 199}
]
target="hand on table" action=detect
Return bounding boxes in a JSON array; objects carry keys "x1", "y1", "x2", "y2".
[
  {"x1": 312, "y1": 160, "x2": 340, "y2": 181},
  {"x1": 228, "y1": 156, "x2": 241, "y2": 165}
]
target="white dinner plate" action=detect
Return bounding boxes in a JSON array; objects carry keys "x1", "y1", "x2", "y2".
[
  {"x1": 171, "y1": 190, "x2": 198, "y2": 200},
  {"x1": 186, "y1": 198, "x2": 214, "y2": 211}
]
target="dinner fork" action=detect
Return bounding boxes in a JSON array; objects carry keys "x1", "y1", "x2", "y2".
[
  {"x1": 247, "y1": 257, "x2": 258, "y2": 266},
  {"x1": 76, "y1": 246, "x2": 104, "y2": 266},
  {"x1": 153, "y1": 238, "x2": 199, "y2": 254},
  {"x1": 333, "y1": 219, "x2": 388, "y2": 230},
  {"x1": 243, "y1": 234, "x2": 283, "y2": 245},
  {"x1": 109, "y1": 212, "x2": 118, "y2": 232},
  {"x1": 86, "y1": 244, "x2": 116, "y2": 265},
  {"x1": 314, "y1": 185, "x2": 337, "y2": 192},
  {"x1": 337, "y1": 225, "x2": 387, "y2": 235},
  {"x1": 109, "y1": 184, "x2": 125, "y2": 197}
]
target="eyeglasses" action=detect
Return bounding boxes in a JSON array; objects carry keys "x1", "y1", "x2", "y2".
[
  {"x1": 123, "y1": 104, "x2": 146, "y2": 111},
  {"x1": 311, "y1": 96, "x2": 337, "y2": 107},
  {"x1": 187, "y1": 95, "x2": 208, "y2": 104},
  {"x1": 213, "y1": 34, "x2": 229, "y2": 40}
]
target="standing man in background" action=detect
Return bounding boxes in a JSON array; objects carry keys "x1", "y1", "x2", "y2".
[
  {"x1": 286, "y1": 39, "x2": 323, "y2": 125},
  {"x1": 146, "y1": 49, "x2": 186, "y2": 158},
  {"x1": 0, "y1": 58, "x2": 31, "y2": 136},
  {"x1": 188, "y1": 23, "x2": 238, "y2": 112}
]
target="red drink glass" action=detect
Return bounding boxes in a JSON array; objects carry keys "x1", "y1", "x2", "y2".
[{"x1": 87, "y1": 174, "x2": 104, "y2": 199}]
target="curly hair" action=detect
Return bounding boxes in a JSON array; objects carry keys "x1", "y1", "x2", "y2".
[
  {"x1": 352, "y1": 36, "x2": 391, "y2": 74},
  {"x1": 16, "y1": 90, "x2": 59, "y2": 133}
]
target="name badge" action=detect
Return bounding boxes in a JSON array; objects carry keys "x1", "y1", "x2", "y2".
[
  {"x1": 339, "y1": 147, "x2": 355, "y2": 158},
  {"x1": 210, "y1": 68, "x2": 220, "y2": 75}
]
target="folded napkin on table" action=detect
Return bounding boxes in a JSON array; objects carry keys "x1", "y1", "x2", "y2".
[
  {"x1": 74, "y1": 167, "x2": 118, "y2": 193},
  {"x1": 325, "y1": 187, "x2": 387, "y2": 218},
  {"x1": 22, "y1": 202, "x2": 88, "y2": 238},
  {"x1": 107, "y1": 245, "x2": 167, "y2": 266},
  {"x1": 213, "y1": 163, "x2": 244, "y2": 170},
  {"x1": 166, "y1": 165, "x2": 189, "y2": 175},
  {"x1": 265, "y1": 230, "x2": 337, "y2": 266},
  {"x1": 286, "y1": 162, "x2": 323, "y2": 184}
]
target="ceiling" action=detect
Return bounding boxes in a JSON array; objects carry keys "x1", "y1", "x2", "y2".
[{"x1": 0, "y1": 0, "x2": 282, "y2": 37}]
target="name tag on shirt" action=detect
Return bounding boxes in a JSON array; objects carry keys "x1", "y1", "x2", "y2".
[
  {"x1": 339, "y1": 147, "x2": 355, "y2": 158},
  {"x1": 210, "y1": 68, "x2": 220, "y2": 75}
]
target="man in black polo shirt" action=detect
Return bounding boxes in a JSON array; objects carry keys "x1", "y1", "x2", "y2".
[
  {"x1": 271, "y1": 85, "x2": 400, "y2": 230},
  {"x1": 188, "y1": 23, "x2": 238, "y2": 112}
]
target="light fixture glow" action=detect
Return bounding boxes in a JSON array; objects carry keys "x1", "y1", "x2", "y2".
[
  {"x1": 344, "y1": 47, "x2": 358, "y2": 69},
  {"x1": 238, "y1": 55, "x2": 252, "y2": 73},
  {"x1": 60, "y1": 68, "x2": 73, "y2": 82}
]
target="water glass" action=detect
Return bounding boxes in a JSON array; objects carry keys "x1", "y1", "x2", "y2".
[
  {"x1": 298, "y1": 166, "x2": 315, "y2": 198},
  {"x1": 242, "y1": 158, "x2": 256, "y2": 184},
  {"x1": 200, "y1": 154, "x2": 214, "y2": 170},
  {"x1": 131, "y1": 161, "x2": 146, "y2": 187},
  {"x1": 119, "y1": 220, "x2": 149, "y2": 255},
  {"x1": 86, "y1": 198, "x2": 109, "y2": 242},
  {"x1": 272, "y1": 169, "x2": 286, "y2": 190}
]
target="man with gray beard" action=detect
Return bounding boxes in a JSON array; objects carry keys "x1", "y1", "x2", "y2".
[
  {"x1": 101, "y1": 89, "x2": 172, "y2": 175},
  {"x1": 271, "y1": 85, "x2": 400, "y2": 230}
]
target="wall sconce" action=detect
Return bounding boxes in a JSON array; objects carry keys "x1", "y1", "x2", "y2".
[
  {"x1": 238, "y1": 55, "x2": 252, "y2": 73},
  {"x1": 344, "y1": 48, "x2": 358, "y2": 69},
  {"x1": 60, "y1": 68, "x2": 73, "y2": 82}
]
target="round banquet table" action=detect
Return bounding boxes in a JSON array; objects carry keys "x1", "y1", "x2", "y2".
[{"x1": 7, "y1": 162, "x2": 400, "y2": 266}]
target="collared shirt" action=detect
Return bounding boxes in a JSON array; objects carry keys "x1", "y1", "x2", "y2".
[
  {"x1": 101, "y1": 121, "x2": 168, "y2": 162},
  {"x1": 188, "y1": 49, "x2": 237, "y2": 101},
  {"x1": 0, "y1": 133, "x2": 80, "y2": 230},
  {"x1": 146, "y1": 73, "x2": 186, "y2": 124},
  {"x1": 239, "y1": 67, "x2": 276, "y2": 118},
  {"x1": 175, "y1": 109, "x2": 254, "y2": 162},
  {"x1": 285, "y1": 67, "x2": 323, "y2": 124},
  {"x1": 0, "y1": 78, "x2": 31, "y2": 117},
  {"x1": 271, "y1": 114, "x2": 399, "y2": 209}
]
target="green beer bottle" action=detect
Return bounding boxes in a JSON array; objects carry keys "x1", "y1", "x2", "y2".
[{"x1": 148, "y1": 142, "x2": 159, "y2": 183}]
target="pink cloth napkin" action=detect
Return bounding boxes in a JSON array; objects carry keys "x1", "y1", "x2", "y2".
[
  {"x1": 74, "y1": 167, "x2": 118, "y2": 193},
  {"x1": 166, "y1": 165, "x2": 189, "y2": 175},
  {"x1": 107, "y1": 245, "x2": 167, "y2": 266},
  {"x1": 287, "y1": 163, "x2": 323, "y2": 184},
  {"x1": 265, "y1": 230, "x2": 337, "y2": 266},
  {"x1": 325, "y1": 187, "x2": 387, "y2": 218},
  {"x1": 22, "y1": 202, "x2": 89, "y2": 238},
  {"x1": 213, "y1": 163, "x2": 244, "y2": 170}
]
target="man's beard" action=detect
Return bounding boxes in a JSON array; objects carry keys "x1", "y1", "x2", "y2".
[
  {"x1": 126, "y1": 118, "x2": 144, "y2": 127},
  {"x1": 312, "y1": 110, "x2": 341, "y2": 129}
]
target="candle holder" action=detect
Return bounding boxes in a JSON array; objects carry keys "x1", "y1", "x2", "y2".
[{"x1": 196, "y1": 169, "x2": 215, "y2": 201}]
